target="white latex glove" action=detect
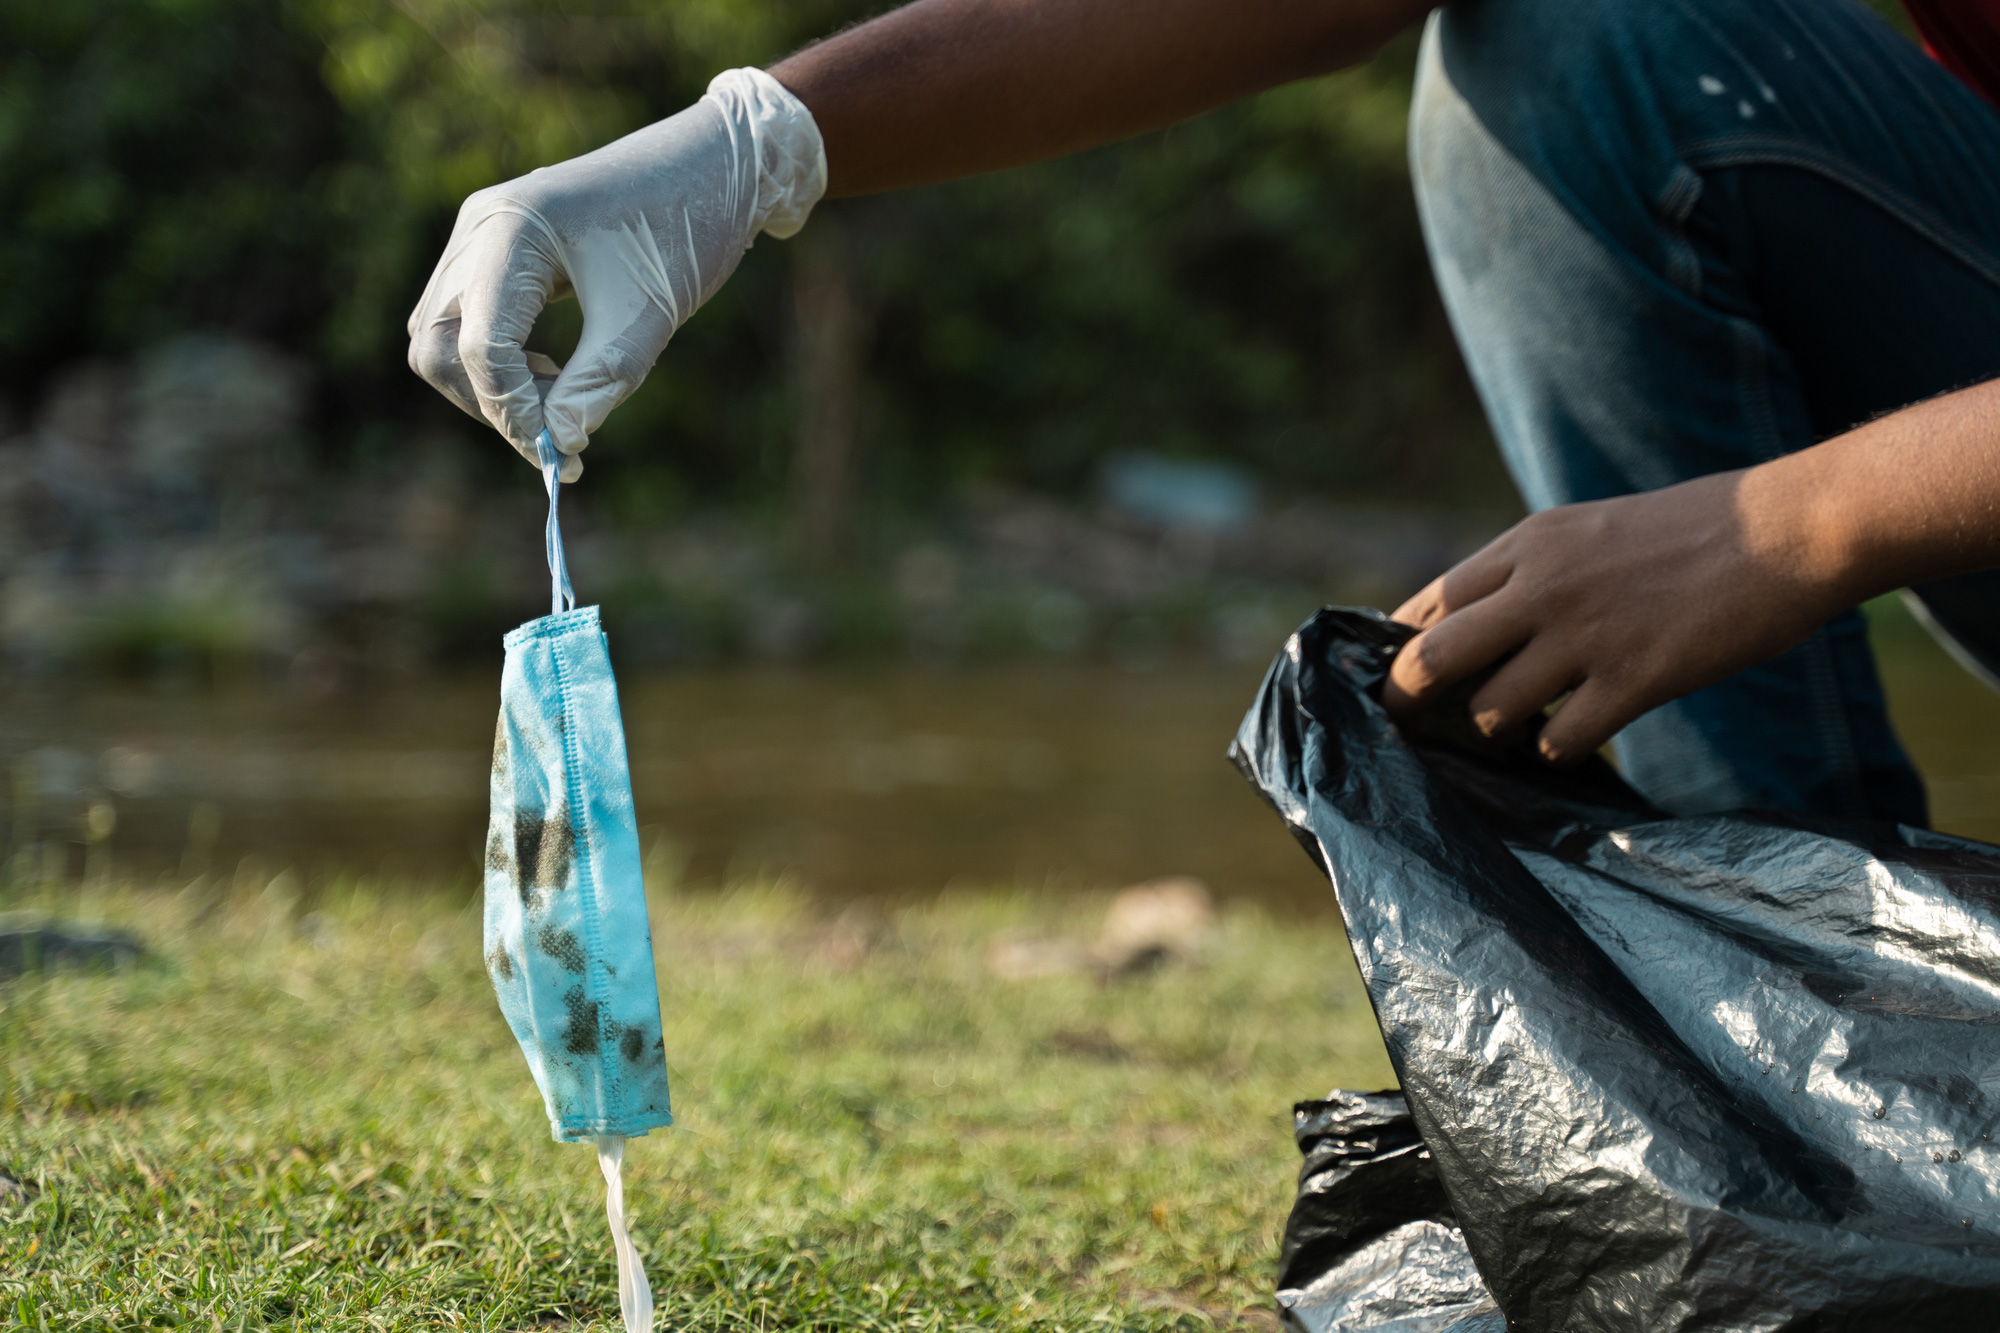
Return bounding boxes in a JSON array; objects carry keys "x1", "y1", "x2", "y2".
[{"x1": 407, "y1": 67, "x2": 826, "y2": 480}]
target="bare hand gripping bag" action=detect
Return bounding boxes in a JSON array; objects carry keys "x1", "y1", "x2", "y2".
[
  {"x1": 484, "y1": 431, "x2": 669, "y2": 1333},
  {"x1": 1232, "y1": 608, "x2": 2000, "y2": 1333}
]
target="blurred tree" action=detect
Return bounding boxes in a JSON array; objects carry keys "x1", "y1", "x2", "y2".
[
  {"x1": 840, "y1": 39, "x2": 1487, "y2": 510},
  {"x1": 0, "y1": 1, "x2": 344, "y2": 381},
  {"x1": 788, "y1": 214, "x2": 872, "y2": 558},
  {"x1": 0, "y1": 0, "x2": 1526, "y2": 522}
]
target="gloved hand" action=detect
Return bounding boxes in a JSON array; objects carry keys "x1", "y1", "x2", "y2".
[{"x1": 407, "y1": 68, "x2": 826, "y2": 479}]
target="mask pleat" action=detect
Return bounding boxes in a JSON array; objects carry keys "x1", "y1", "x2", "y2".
[{"x1": 485, "y1": 431, "x2": 669, "y2": 1332}]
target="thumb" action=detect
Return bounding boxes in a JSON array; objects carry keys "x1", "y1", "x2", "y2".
[{"x1": 540, "y1": 301, "x2": 674, "y2": 455}]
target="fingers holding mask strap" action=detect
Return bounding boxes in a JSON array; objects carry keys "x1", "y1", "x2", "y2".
[
  {"x1": 452, "y1": 205, "x2": 571, "y2": 469},
  {"x1": 527, "y1": 350, "x2": 581, "y2": 482},
  {"x1": 406, "y1": 211, "x2": 486, "y2": 425},
  {"x1": 410, "y1": 299, "x2": 566, "y2": 476},
  {"x1": 412, "y1": 66, "x2": 827, "y2": 478},
  {"x1": 408, "y1": 197, "x2": 579, "y2": 476}
]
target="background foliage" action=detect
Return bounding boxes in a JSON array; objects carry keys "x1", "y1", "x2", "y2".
[
  {"x1": 0, "y1": 0, "x2": 1927, "y2": 680},
  {"x1": 0, "y1": 0, "x2": 1507, "y2": 522}
]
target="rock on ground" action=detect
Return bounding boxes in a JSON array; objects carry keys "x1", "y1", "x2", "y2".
[{"x1": 0, "y1": 916, "x2": 145, "y2": 979}]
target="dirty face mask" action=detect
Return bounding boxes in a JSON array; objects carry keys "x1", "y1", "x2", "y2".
[{"x1": 484, "y1": 431, "x2": 670, "y2": 1332}]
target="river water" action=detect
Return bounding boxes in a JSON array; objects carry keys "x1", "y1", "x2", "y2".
[{"x1": 6, "y1": 607, "x2": 1998, "y2": 908}]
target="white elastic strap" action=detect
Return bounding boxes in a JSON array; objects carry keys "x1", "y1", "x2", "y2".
[
  {"x1": 596, "y1": 1135, "x2": 654, "y2": 1333},
  {"x1": 536, "y1": 430, "x2": 577, "y2": 616}
]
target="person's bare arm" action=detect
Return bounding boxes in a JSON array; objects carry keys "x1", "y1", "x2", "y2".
[
  {"x1": 772, "y1": 0, "x2": 1435, "y2": 197},
  {"x1": 1382, "y1": 380, "x2": 2000, "y2": 762},
  {"x1": 410, "y1": 0, "x2": 1437, "y2": 462}
]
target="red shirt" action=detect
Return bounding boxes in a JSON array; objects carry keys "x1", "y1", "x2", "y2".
[{"x1": 1904, "y1": 0, "x2": 2000, "y2": 104}]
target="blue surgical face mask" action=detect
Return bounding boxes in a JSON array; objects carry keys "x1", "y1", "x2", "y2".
[{"x1": 485, "y1": 431, "x2": 668, "y2": 1331}]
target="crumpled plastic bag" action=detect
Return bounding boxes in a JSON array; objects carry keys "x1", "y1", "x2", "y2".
[
  {"x1": 1232, "y1": 608, "x2": 2000, "y2": 1332},
  {"x1": 1277, "y1": 1089, "x2": 1500, "y2": 1333}
]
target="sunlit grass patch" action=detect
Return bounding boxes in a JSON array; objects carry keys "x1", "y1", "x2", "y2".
[{"x1": 2, "y1": 872, "x2": 1387, "y2": 1331}]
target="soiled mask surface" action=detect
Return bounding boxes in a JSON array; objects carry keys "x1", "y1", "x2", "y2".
[
  {"x1": 482, "y1": 431, "x2": 667, "y2": 1333},
  {"x1": 485, "y1": 602, "x2": 673, "y2": 1141}
]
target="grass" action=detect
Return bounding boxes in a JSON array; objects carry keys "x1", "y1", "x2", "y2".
[{"x1": 0, "y1": 869, "x2": 1390, "y2": 1331}]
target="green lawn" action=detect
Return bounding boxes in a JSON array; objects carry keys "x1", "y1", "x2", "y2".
[{"x1": 1, "y1": 871, "x2": 1389, "y2": 1331}]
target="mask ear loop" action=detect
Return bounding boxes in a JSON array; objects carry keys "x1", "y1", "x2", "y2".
[
  {"x1": 539, "y1": 433, "x2": 644, "y2": 1329},
  {"x1": 596, "y1": 1135, "x2": 655, "y2": 1333},
  {"x1": 536, "y1": 430, "x2": 578, "y2": 616}
]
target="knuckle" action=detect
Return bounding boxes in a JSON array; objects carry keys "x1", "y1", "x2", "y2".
[
  {"x1": 409, "y1": 336, "x2": 456, "y2": 384},
  {"x1": 1409, "y1": 585, "x2": 1449, "y2": 624},
  {"x1": 458, "y1": 335, "x2": 521, "y2": 383},
  {"x1": 458, "y1": 185, "x2": 501, "y2": 218},
  {"x1": 457, "y1": 340, "x2": 495, "y2": 376},
  {"x1": 1593, "y1": 652, "x2": 1651, "y2": 696},
  {"x1": 1402, "y1": 638, "x2": 1449, "y2": 692}
]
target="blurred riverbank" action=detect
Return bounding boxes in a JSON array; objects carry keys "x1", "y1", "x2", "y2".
[
  {"x1": 0, "y1": 660, "x2": 1331, "y2": 907},
  {"x1": 0, "y1": 333, "x2": 1510, "y2": 685},
  {"x1": 4, "y1": 595, "x2": 1999, "y2": 911}
]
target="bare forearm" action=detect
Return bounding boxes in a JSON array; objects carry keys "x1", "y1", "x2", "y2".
[
  {"x1": 1748, "y1": 377, "x2": 2000, "y2": 608},
  {"x1": 770, "y1": 0, "x2": 1431, "y2": 197}
]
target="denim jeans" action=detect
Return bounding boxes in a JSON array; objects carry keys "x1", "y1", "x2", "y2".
[{"x1": 1412, "y1": 0, "x2": 2000, "y2": 823}]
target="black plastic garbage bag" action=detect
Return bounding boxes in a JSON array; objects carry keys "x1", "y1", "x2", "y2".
[
  {"x1": 1278, "y1": 1089, "x2": 1501, "y2": 1333},
  {"x1": 1232, "y1": 608, "x2": 2000, "y2": 1332}
]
